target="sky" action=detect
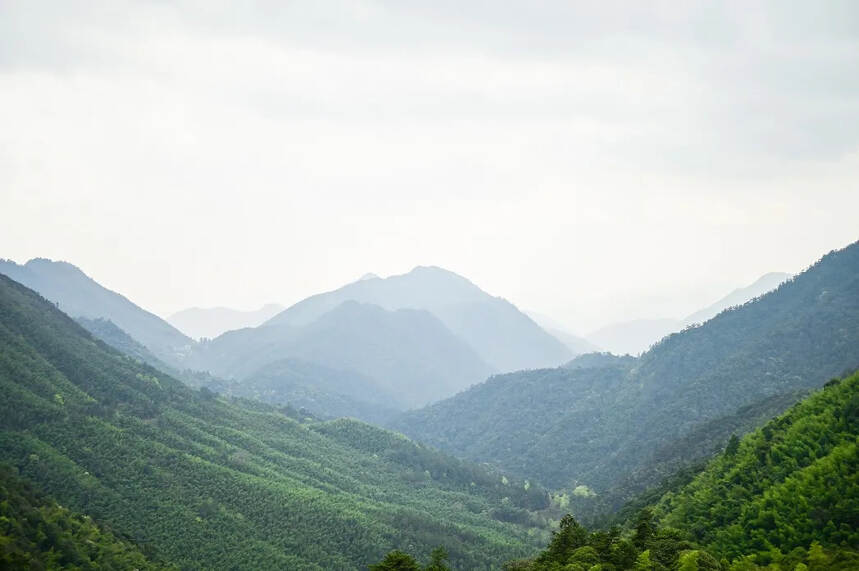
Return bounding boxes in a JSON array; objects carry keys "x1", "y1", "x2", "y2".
[{"x1": 1, "y1": 1, "x2": 858, "y2": 333}]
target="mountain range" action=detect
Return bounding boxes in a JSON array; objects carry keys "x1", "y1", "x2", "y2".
[
  {"x1": 167, "y1": 303, "x2": 285, "y2": 340},
  {"x1": 392, "y1": 242, "x2": 859, "y2": 509},
  {"x1": 0, "y1": 258, "x2": 193, "y2": 366},
  {"x1": 0, "y1": 272, "x2": 548, "y2": 569},
  {"x1": 587, "y1": 271, "x2": 792, "y2": 355}
]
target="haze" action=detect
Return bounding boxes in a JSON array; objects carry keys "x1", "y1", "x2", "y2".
[{"x1": 2, "y1": 1, "x2": 858, "y2": 332}]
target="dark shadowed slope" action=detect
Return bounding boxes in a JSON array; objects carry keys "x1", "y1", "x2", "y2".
[
  {"x1": 266, "y1": 266, "x2": 572, "y2": 371},
  {"x1": 188, "y1": 300, "x2": 495, "y2": 407},
  {"x1": 394, "y1": 241, "x2": 859, "y2": 500},
  {"x1": 0, "y1": 273, "x2": 546, "y2": 569},
  {"x1": 0, "y1": 258, "x2": 192, "y2": 365}
]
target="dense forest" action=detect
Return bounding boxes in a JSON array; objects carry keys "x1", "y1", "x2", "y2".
[
  {"x1": 0, "y1": 274, "x2": 550, "y2": 569},
  {"x1": 393, "y1": 242, "x2": 859, "y2": 513},
  {"x1": 374, "y1": 372, "x2": 859, "y2": 570},
  {"x1": 0, "y1": 463, "x2": 170, "y2": 570}
]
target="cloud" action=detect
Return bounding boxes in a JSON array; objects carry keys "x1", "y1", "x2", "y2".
[{"x1": 1, "y1": 1, "x2": 857, "y2": 330}]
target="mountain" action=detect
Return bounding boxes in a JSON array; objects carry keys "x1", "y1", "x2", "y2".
[
  {"x1": 587, "y1": 318, "x2": 681, "y2": 356},
  {"x1": 683, "y1": 271, "x2": 792, "y2": 325},
  {"x1": 0, "y1": 258, "x2": 192, "y2": 365},
  {"x1": 653, "y1": 371, "x2": 859, "y2": 567},
  {"x1": 392, "y1": 241, "x2": 859, "y2": 504},
  {"x1": 167, "y1": 303, "x2": 285, "y2": 340},
  {"x1": 232, "y1": 358, "x2": 404, "y2": 425},
  {"x1": 525, "y1": 311, "x2": 600, "y2": 355},
  {"x1": 266, "y1": 266, "x2": 573, "y2": 372},
  {"x1": 187, "y1": 300, "x2": 495, "y2": 408},
  {"x1": 0, "y1": 272, "x2": 547, "y2": 569},
  {"x1": 496, "y1": 373, "x2": 859, "y2": 571},
  {"x1": 586, "y1": 272, "x2": 792, "y2": 355}
]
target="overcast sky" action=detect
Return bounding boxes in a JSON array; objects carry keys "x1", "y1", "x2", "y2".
[{"x1": 1, "y1": 1, "x2": 858, "y2": 333}]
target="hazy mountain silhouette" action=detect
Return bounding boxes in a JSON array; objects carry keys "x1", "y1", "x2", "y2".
[
  {"x1": 0, "y1": 258, "x2": 192, "y2": 365},
  {"x1": 188, "y1": 300, "x2": 494, "y2": 407},
  {"x1": 586, "y1": 272, "x2": 792, "y2": 355},
  {"x1": 266, "y1": 266, "x2": 572, "y2": 371},
  {"x1": 168, "y1": 303, "x2": 285, "y2": 340}
]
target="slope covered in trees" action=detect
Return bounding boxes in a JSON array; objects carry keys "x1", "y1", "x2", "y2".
[
  {"x1": 393, "y1": 241, "x2": 859, "y2": 504},
  {"x1": 0, "y1": 258, "x2": 192, "y2": 366},
  {"x1": 0, "y1": 463, "x2": 169, "y2": 570},
  {"x1": 0, "y1": 274, "x2": 546, "y2": 569},
  {"x1": 381, "y1": 373, "x2": 859, "y2": 569},
  {"x1": 654, "y1": 371, "x2": 859, "y2": 565}
]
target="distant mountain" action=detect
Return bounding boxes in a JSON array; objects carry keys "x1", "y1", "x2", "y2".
[
  {"x1": 0, "y1": 272, "x2": 544, "y2": 569},
  {"x1": 167, "y1": 303, "x2": 284, "y2": 340},
  {"x1": 233, "y1": 358, "x2": 404, "y2": 425},
  {"x1": 393, "y1": 241, "x2": 859, "y2": 504},
  {"x1": 683, "y1": 271, "x2": 792, "y2": 325},
  {"x1": 587, "y1": 318, "x2": 681, "y2": 356},
  {"x1": 266, "y1": 266, "x2": 572, "y2": 372},
  {"x1": 0, "y1": 258, "x2": 192, "y2": 365},
  {"x1": 525, "y1": 311, "x2": 600, "y2": 355},
  {"x1": 187, "y1": 300, "x2": 495, "y2": 407},
  {"x1": 586, "y1": 272, "x2": 792, "y2": 355}
]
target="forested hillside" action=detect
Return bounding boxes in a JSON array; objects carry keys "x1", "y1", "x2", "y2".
[
  {"x1": 0, "y1": 258, "x2": 192, "y2": 366},
  {"x1": 380, "y1": 372, "x2": 859, "y2": 570},
  {"x1": 655, "y1": 371, "x2": 859, "y2": 565},
  {"x1": 0, "y1": 463, "x2": 169, "y2": 569},
  {"x1": 0, "y1": 274, "x2": 546, "y2": 570},
  {"x1": 393, "y1": 241, "x2": 859, "y2": 506}
]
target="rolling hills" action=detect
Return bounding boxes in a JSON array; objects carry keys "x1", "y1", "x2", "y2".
[{"x1": 0, "y1": 272, "x2": 547, "y2": 569}]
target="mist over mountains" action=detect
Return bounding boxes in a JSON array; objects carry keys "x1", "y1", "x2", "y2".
[
  {"x1": 167, "y1": 303, "x2": 285, "y2": 340},
  {"x1": 393, "y1": 243, "x2": 859, "y2": 511},
  {"x1": 0, "y1": 258, "x2": 193, "y2": 366},
  {"x1": 587, "y1": 271, "x2": 792, "y2": 355},
  {"x1": 1, "y1": 240, "x2": 858, "y2": 569}
]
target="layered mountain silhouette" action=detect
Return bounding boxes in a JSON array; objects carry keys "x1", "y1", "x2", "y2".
[
  {"x1": 0, "y1": 258, "x2": 192, "y2": 366},
  {"x1": 186, "y1": 300, "x2": 494, "y2": 408},
  {"x1": 167, "y1": 303, "x2": 285, "y2": 340},
  {"x1": 0, "y1": 272, "x2": 543, "y2": 569},
  {"x1": 393, "y1": 242, "x2": 859, "y2": 503},
  {"x1": 266, "y1": 266, "x2": 573, "y2": 372},
  {"x1": 587, "y1": 272, "x2": 792, "y2": 355}
]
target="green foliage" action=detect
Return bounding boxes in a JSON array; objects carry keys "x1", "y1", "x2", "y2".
[
  {"x1": 0, "y1": 463, "x2": 170, "y2": 569},
  {"x1": 394, "y1": 241, "x2": 859, "y2": 515},
  {"x1": 0, "y1": 274, "x2": 544, "y2": 569}
]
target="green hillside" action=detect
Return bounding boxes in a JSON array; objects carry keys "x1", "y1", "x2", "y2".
[
  {"x1": 393, "y1": 241, "x2": 859, "y2": 506},
  {"x1": 655, "y1": 371, "x2": 859, "y2": 566},
  {"x1": 0, "y1": 463, "x2": 169, "y2": 569},
  {"x1": 0, "y1": 274, "x2": 546, "y2": 570}
]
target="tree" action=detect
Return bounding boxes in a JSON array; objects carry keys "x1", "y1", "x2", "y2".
[
  {"x1": 725, "y1": 434, "x2": 740, "y2": 456},
  {"x1": 425, "y1": 546, "x2": 450, "y2": 571},
  {"x1": 370, "y1": 550, "x2": 421, "y2": 571},
  {"x1": 632, "y1": 509, "x2": 657, "y2": 550}
]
